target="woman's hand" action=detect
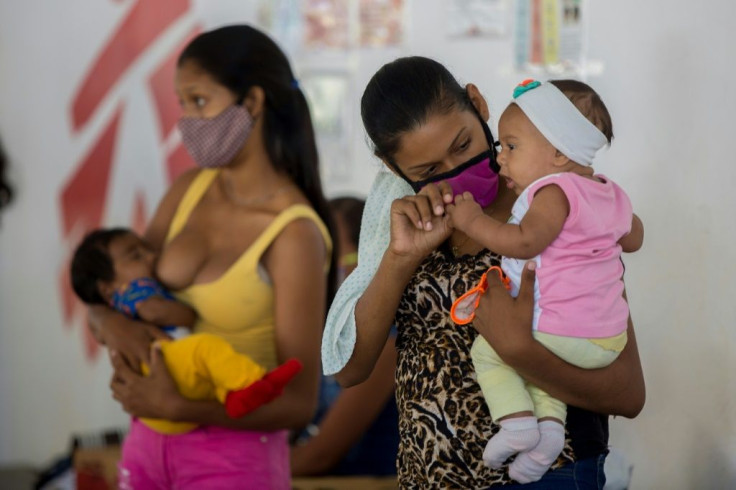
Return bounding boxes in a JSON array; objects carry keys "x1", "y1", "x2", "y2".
[
  {"x1": 89, "y1": 305, "x2": 169, "y2": 372},
  {"x1": 389, "y1": 182, "x2": 453, "y2": 259},
  {"x1": 109, "y1": 322, "x2": 169, "y2": 373},
  {"x1": 472, "y1": 262, "x2": 646, "y2": 417},
  {"x1": 473, "y1": 261, "x2": 537, "y2": 360},
  {"x1": 110, "y1": 343, "x2": 183, "y2": 420}
]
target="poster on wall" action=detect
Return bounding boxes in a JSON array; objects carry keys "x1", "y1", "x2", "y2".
[
  {"x1": 514, "y1": 0, "x2": 584, "y2": 74},
  {"x1": 301, "y1": 72, "x2": 352, "y2": 182},
  {"x1": 558, "y1": 0, "x2": 583, "y2": 68},
  {"x1": 262, "y1": 0, "x2": 408, "y2": 50},
  {"x1": 303, "y1": 0, "x2": 352, "y2": 49},
  {"x1": 260, "y1": 0, "x2": 409, "y2": 186},
  {"x1": 359, "y1": 0, "x2": 405, "y2": 47},
  {"x1": 446, "y1": 0, "x2": 509, "y2": 39}
]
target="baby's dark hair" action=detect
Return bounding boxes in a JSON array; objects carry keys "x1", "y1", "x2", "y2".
[
  {"x1": 71, "y1": 228, "x2": 132, "y2": 305},
  {"x1": 328, "y1": 197, "x2": 366, "y2": 248},
  {"x1": 549, "y1": 80, "x2": 614, "y2": 143}
]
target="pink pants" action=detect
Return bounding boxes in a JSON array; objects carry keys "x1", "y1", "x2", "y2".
[{"x1": 118, "y1": 418, "x2": 290, "y2": 490}]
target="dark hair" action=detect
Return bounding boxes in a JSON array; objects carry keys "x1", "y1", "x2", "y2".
[
  {"x1": 328, "y1": 197, "x2": 366, "y2": 247},
  {"x1": 361, "y1": 56, "x2": 473, "y2": 165},
  {"x1": 0, "y1": 136, "x2": 13, "y2": 212},
  {"x1": 549, "y1": 79, "x2": 614, "y2": 143},
  {"x1": 179, "y1": 25, "x2": 337, "y2": 304},
  {"x1": 70, "y1": 228, "x2": 131, "y2": 305}
]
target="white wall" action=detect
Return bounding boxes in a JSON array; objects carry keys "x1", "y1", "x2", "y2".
[
  {"x1": 586, "y1": 3, "x2": 736, "y2": 489},
  {"x1": 1, "y1": 1, "x2": 734, "y2": 487}
]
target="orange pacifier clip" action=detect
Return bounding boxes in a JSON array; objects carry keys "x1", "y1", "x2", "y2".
[{"x1": 450, "y1": 266, "x2": 511, "y2": 325}]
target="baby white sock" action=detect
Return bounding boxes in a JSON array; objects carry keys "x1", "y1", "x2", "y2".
[
  {"x1": 508, "y1": 420, "x2": 565, "y2": 483},
  {"x1": 483, "y1": 416, "x2": 540, "y2": 469}
]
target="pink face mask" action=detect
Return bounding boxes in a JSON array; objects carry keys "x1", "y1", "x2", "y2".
[
  {"x1": 408, "y1": 149, "x2": 500, "y2": 208},
  {"x1": 178, "y1": 105, "x2": 254, "y2": 168}
]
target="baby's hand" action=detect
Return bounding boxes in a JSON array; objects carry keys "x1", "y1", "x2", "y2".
[{"x1": 446, "y1": 192, "x2": 484, "y2": 232}]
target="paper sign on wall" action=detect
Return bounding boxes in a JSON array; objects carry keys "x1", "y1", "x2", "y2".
[{"x1": 514, "y1": 0, "x2": 584, "y2": 74}]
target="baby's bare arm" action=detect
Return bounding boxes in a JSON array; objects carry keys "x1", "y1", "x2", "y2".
[
  {"x1": 449, "y1": 185, "x2": 568, "y2": 259},
  {"x1": 136, "y1": 297, "x2": 196, "y2": 327}
]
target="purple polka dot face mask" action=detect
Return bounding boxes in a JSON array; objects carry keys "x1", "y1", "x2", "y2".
[{"x1": 178, "y1": 105, "x2": 254, "y2": 168}]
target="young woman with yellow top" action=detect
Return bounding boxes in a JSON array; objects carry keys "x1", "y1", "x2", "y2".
[{"x1": 88, "y1": 25, "x2": 336, "y2": 489}]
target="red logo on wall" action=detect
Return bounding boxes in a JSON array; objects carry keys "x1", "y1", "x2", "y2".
[{"x1": 59, "y1": 0, "x2": 199, "y2": 361}]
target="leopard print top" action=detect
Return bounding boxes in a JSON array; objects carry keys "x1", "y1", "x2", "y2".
[{"x1": 394, "y1": 247, "x2": 575, "y2": 488}]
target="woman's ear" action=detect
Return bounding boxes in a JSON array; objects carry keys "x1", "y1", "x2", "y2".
[
  {"x1": 242, "y1": 86, "x2": 266, "y2": 119},
  {"x1": 466, "y1": 84, "x2": 490, "y2": 121}
]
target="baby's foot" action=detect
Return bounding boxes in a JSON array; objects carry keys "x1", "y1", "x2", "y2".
[
  {"x1": 508, "y1": 420, "x2": 565, "y2": 483},
  {"x1": 263, "y1": 358, "x2": 303, "y2": 387},
  {"x1": 225, "y1": 359, "x2": 303, "y2": 417},
  {"x1": 483, "y1": 416, "x2": 540, "y2": 469}
]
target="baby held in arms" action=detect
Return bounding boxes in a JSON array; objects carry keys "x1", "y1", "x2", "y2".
[
  {"x1": 448, "y1": 79, "x2": 643, "y2": 483},
  {"x1": 71, "y1": 227, "x2": 302, "y2": 434}
]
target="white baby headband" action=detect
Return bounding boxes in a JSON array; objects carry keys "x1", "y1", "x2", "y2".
[{"x1": 512, "y1": 80, "x2": 607, "y2": 166}]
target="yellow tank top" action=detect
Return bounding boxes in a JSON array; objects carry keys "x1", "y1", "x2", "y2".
[{"x1": 165, "y1": 169, "x2": 332, "y2": 370}]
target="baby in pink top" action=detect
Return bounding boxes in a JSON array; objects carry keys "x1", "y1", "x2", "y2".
[{"x1": 447, "y1": 79, "x2": 643, "y2": 484}]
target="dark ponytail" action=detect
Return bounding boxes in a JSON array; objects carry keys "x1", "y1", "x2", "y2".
[
  {"x1": 361, "y1": 56, "x2": 473, "y2": 165},
  {"x1": 179, "y1": 25, "x2": 337, "y2": 305}
]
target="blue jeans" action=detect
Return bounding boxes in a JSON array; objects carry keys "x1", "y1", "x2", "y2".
[{"x1": 502, "y1": 454, "x2": 607, "y2": 489}]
